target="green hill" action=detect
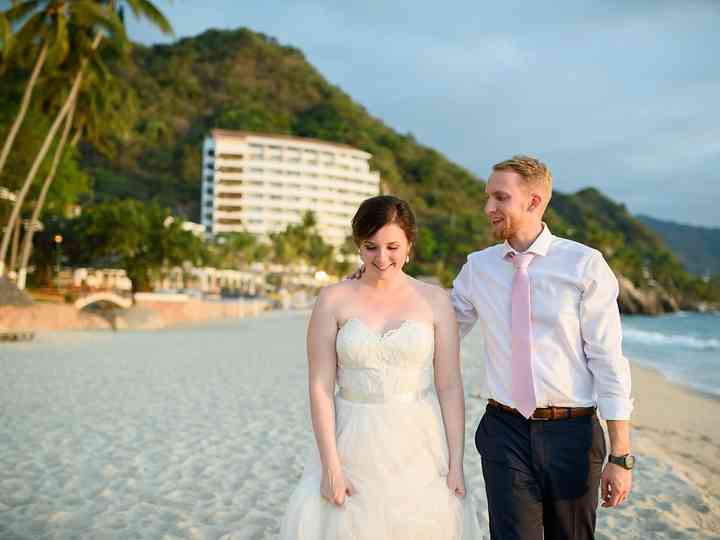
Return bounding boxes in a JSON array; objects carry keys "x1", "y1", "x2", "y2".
[
  {"x1": 4, "y1": 26, "x2": 714, "y2": 306},
  {"x1": 82, "y1": 28, "x2": 494, "y2": 283}
]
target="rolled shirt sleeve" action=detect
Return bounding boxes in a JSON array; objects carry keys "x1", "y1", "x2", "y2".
[
  {"x1": 451, "y1": 256, "x2": 479, "y2": 340},
  {"x1": 580, "y1": 251, "x2": 634, "y2": 420}
]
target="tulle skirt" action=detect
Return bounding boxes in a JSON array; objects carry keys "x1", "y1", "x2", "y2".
[{"x1": 279, "y1": 392, "x2": 482, "y2": 539}]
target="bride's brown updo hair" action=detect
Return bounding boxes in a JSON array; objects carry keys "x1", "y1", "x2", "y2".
[{"x1": 351, "y1": 195, "x2": 417, "y2": 246}]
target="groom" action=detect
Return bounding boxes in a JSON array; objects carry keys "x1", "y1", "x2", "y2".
[{"x1": 452, "y1": 155, "x2": 634, "y2": 540}]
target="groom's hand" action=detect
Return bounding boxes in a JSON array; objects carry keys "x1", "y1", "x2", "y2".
[
  {"x1": 345, "y1": 265, "x2": 365, "y2": 280},
  {"x1": 601, "y1": 463, "x2": 632, "y2": 507}
]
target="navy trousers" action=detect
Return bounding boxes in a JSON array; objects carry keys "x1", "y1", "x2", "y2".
[{"x1": 475, "y1": 406, "x2": 607, "y2": 540}]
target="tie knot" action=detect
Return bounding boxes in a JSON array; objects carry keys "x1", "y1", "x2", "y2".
[{"x1": 511, "y1": 252, "x2": 535, "y2": 270}]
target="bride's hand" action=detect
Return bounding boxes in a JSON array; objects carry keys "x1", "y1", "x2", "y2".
[
  {"x1": 321, "y1": 466, "x2": 356, "y2": 506},
  {"x1": 447, "y1": 464, "x2": 466, "y2": 498}
]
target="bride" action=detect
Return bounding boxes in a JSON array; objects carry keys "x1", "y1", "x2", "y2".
[{"x1": 279, "y1": 195, "x2": 481, "y2": 539}]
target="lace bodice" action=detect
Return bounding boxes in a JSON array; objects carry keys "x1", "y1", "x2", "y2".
[{"x1": 335, "y1": 318, "x2": 435, "y2": 398}]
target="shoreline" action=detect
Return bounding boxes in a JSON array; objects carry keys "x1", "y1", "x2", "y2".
[
  {"x1": 629, "y1": 360, "x2": 720, "y2": 441},
  {"x1": 630, "y1": 356, "x2": 720, "y2": 403}
]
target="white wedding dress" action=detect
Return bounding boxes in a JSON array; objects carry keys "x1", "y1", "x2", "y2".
[{"x1": 279, "y1": 318, "x2": 482, "y2": 539}]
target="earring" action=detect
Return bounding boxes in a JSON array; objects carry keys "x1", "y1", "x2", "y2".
[{"x1": 405, "y1": 255, "x2": 410, "y2": 264}]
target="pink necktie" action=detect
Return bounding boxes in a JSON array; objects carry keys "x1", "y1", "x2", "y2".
[{"x1": 510, "y1": 252, "x2": 537, "y2": 418}]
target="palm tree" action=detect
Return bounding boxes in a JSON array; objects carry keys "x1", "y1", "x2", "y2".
[
  {"x1": 0, "y1": 0, "x2": 173, "y2": 280},
  {"x1": 0, "y1": 4, "x2": 124, "y2": 276},
  {"x1": 0, "y1": 0, "x2": 77, "y2": 180}
]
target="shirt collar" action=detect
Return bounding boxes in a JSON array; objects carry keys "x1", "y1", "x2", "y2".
[{"x1": 502, "y1": 222, "x2": 554, "y2": 259}]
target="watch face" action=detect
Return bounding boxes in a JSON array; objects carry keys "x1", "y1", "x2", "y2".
[{"x1": 625, "y1": 455, "x2": 636, "y2": 469}]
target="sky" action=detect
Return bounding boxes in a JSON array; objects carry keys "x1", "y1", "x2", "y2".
[{"x1": 127, "y1": 0, "x2": 720, "y2": 228}]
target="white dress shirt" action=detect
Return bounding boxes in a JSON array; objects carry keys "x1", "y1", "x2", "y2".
[{"x1": 451, "y1": 224, "x2": 634, "y2": 420}]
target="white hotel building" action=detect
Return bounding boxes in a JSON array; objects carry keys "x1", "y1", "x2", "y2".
[{"x1": 201, "y1": 130, "x2": 381, "y2": 247}]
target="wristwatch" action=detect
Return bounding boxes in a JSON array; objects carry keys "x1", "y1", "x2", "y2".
[{"x1": 608, "y1": 453, "x2": 636, "y2": 470}]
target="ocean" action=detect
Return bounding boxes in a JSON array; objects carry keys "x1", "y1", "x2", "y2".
[{"x1": 622, "y1": 311, "x2": 720, "y2": 398}]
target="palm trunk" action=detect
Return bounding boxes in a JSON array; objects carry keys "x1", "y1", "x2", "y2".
[
  {"x1": 69, "y1": 126, "x2": 82, "y2": 147},
  {"x1": 8, "y1": 214, "x2": 20, "y2": 274},
  {"x1": 0, "y1": 41, "x2": 49, "y2": 178},
  {"x1": 16, "y1": 98, "x2": 77, "y2": 290},
  {"x1": 0, "y1": 32, "x2": 102, "y2": 276}
]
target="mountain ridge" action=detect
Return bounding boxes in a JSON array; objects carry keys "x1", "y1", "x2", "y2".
[{"x1": 637, "y1": 215, "x2": 720, "y2": 276}]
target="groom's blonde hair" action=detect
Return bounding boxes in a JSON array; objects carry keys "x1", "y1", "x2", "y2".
[{"x1": 493, "y1": 155, "x2": 553, "y2": 200}]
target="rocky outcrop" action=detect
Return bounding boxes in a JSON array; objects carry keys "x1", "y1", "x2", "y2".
[
  {"x1": 0, "y1": 277, "x2": 33, "y2": 306},
  {"x1": 617, "y1": 275, "x2": 680, "y2": 315}
]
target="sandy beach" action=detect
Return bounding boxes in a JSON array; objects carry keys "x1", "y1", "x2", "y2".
[{"x1": 1, "y1": 310, "x2": 719, "y2": 539}]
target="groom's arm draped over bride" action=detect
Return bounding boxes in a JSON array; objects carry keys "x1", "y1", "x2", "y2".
[{"x1": 452, "y1": 155, "x2": 634, "y2": 540}]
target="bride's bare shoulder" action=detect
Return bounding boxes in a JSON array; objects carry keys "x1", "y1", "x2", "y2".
[
  {"x1": 407, "y1": 277, "x2": 453, "y2": 323},
  {"x1": 315, "y1": 280, "x2": 357, "y2": 306},
  {"x1": 408, "y1": 276, "x2": 450, "y2": 301}
]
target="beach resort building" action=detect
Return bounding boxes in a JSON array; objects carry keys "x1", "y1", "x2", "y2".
[{"x1": 200, "y1": 130, "x2": 381, "y2": 247}]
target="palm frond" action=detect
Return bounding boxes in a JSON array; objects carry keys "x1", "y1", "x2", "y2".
[
  {"x1": 3, "y1": 0, "x2": 41, "y2": 23},
  {"x1": 70, "y1": 0, "x2": 128, "y2": 45},
  {"x1": 13, "y1": 9, "x2": 47, "y2": 44},
  {"x1": 88, "y1": 50, "x2": 111, "y2": 82},
  {"x1": 45, "y1": 9, "x2": 69, "y2": 67},
  {"x1": 0, "y1": 13, "x2": 13, "y2": 63},
  {"x1": 122, "y1": 0, "x2": 173, "y2": 35}
]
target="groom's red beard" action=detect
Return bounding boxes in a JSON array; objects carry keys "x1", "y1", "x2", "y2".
[{"x1": 491, "y1": 215, "x2": 517, "y2": 241}]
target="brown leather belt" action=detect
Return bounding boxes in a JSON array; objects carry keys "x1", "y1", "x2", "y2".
[{"x1": 487, "y1": 399, "x2": 596, "y2": 421}]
